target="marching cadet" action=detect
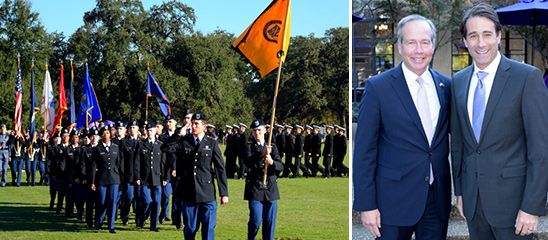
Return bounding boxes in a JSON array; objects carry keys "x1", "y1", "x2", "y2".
[
  {"x1": 264, "y1": 124, "x2": 271, "y2": 144},
  {"x1": 91, "y1": 125, "x2": 124, "y2": 234},
  {"x1": 135, "y1": 123, "x2": 166, "y2": 231},
  {"x1": 77, "y1": 128, "x2": 91, "y2": 223},
  {"x1": 205, "y1": 124, "x2": 217, "y2": 141},
  {"x1": 160, "y1": 115, "x2": 178, "y2": 228},
  {"x1": 303, "y1": 125, "x2": 313, "y2": 171},
  {"x1": 333, "y1": 127, "x2": 348, "y2": 177},
  {"x1": 310, "y1": 125, "x2": 324, "y2": 177},
  {"x1": 161, "y1": 113, "x2": 229, "y2": 240},
  {"x1": 25, "y1": 129, "x2": 39, "y2": 186},
  {"x1": 115, "y1": 121, "x2": 132, "y2": 226},
  {"x1": 140, "y1": 121, "x2": 148, "y2": 139},
  {"x1": 243, "y1": 119, "x2": 284, "y2": 240},
  {"x1": 122, "y1": 120, "x2": 140, "y2": 226},
  {"x1": 46, "y1": 132, "x2": 61, "y2": 210},
  {"x1": 224, "y1": 125, "x2": 238, "y2": 179},
  {"x1": 10, "y1": 130, "x2": 25, "y2": 187},
  {"x1": 0, "y1": 124, "x2": 9, "y2": 187},
  {"x1": 322, "y1": 125, "x2": 334, "y2": 178},
  {"x1": 155, "y1": 120, "x2": 164, "y2": 136},
  {"x1": 63, "y1": 129, "x2": 81, "y2": 218},
  {"x1": 293, "y1": 125, "x2": 310, "y2": 178},
  {"x1": 83, "y1": 128, "x2": 99, "y2": 228},
  {"x1": 274, "y1": 125, "x2": 285, "y2": 158},
  {"x1": 37, "y1": 132, "x2": 48, "y2": 186},
  {"x1": 55, "y1": 128, "x2": 71, "y2": 214},
  {"x1": 238, "y1": 123, "x2": 249, "y2": 179},
  {"x1": 224, "y1": 125, "x2": 232, "y2": 145},
  {"x1": 281, "y1": 125, "x2": 294, "y2": 178}
]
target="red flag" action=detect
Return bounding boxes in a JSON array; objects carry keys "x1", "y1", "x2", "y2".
[
  {"x1": 14, "y1": 58, "x2": 22, "y2": 134},
  {"x1": 52, "y1": 64, "x2": 66, "y2": 134}
]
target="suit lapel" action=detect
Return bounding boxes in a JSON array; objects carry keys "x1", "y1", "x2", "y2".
[
  {"x1": 390, "y1": 64, "x2": 428, "y2": 143},
  {"x1": 456, "y1": 66, "x2": 477, "y2": 145},
  {"x1": 430, "y1": 69, "x2": 445, "y2": 144},
  {"x1": 479, "y1": 55, "x2": 511, "y2": 144}
]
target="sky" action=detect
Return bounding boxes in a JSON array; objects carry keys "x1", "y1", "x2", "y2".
[{"x1": 28, "y1": 0, "x2": 349, "y2": 38}]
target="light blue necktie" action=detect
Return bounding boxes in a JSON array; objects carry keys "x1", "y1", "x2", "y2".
[{"x1": 472, "y1": 71, "x2": 488, "y2": 143}]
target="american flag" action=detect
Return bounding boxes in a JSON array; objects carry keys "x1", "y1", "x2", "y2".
[{"x1": 14, "y1": 62, "x2": 22, "y2": 133}]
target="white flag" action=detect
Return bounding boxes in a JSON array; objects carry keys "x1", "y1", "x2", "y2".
[{"x1": 41, "y1": 69, "x2": 55, "y2": 134}]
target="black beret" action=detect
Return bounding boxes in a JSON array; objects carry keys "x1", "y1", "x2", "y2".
[
  {"x1": 70, "y1": 129, "x2": 78, "y2": 137},
  {"x1": 165, "y1": 115, "x2": 176, "y2": 121},
  {"x1": 192, "y1": 113, "x2": 207, "y2": 122},
  {"x1": 90, "y1": 127, "x2": 100, "y2": 136},
  {"x1": 146, "y1": 122, "x2": 155, "y2": 129},
  {"x1": 155, "y1": 120, "x2": 163, "y2": 126},
  {"x1": 129, "y1": 120, "x2": 139, "y2": 127},
  {"x1": 116, "y1": 121, "x2": 127, "y2": 128},
  {"x1": 185, "y1": 109, "x2": 193, "y2": 115},
  {"x1": 250, "y1": 119, "x2": 265, "y2": 129},
  {"x1": 61, "y1": 128, "x2": 70, "y2": 135},
  {"x1": 99, "y1": 126, "x2": 110, "y2": 135}
]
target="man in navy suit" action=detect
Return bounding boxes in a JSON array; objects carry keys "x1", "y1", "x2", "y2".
[
  {"x1": 353, "y1": 14, "x2": 452, "y2": 239},
  {"x1": 451, "y1": 4, "x2": 548, "y2": 239}
]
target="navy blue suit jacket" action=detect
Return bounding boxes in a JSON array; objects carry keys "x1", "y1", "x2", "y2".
[{"x1": 353, "y1": 63, "x2": 452, "y2": 226}]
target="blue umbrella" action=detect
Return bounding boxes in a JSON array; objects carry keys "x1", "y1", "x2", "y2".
[
  {"x1": 353, "y1": 15, "x2": 363, "y2": 23},
  {"x1": 496, "y1": 0, "x2": 548, "y2": 64}
]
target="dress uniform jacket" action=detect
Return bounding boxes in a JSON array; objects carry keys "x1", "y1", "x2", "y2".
[
  {"x1": 322, "y1": 134, "x2": 333, "y2": 157},
  {"x1": 120, "y1": 137, "x2": 138, "y2": 183},
  {"x1": 284, "y1": 133, "x2": 294, "y2": 156},
  {"x1": 310, "y1": 134, "x2": 322, "y2": 156},
  {"x1": 91, "y1": 143, "x2": 123, "y2": 186},
  {"x1": 275, "y1": 133, "x2": 285, "y2": 156},
  {"x1": 80, "y1": 145, "x2": 93, "y2": 183},
  {"x1": 58, "y1": 145, "x2": 81, "y2": 183},
  {"x1": 294, "y1": 134, "x2": 303, "y2": 157},
  {"x1": 303, "y1": 133, "x2": 312, "y2": 154},
  {"x1": 161, "y1": 134, "x2": 228, "y2": 203},
  {"x1": 135, "y1": 140, "x2": 165, "y2": 186},
  {"x1": 243, "y1": 142, "x2": 283, "y2": 201},
  {"x1": 10, "y1": 136, "x2": 25, "y2": 159},
  {"x1": 224, "y1": 133, "x2": 238, "y2": 158}
]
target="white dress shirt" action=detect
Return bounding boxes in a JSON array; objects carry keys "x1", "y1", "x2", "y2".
[
  {"x1": 402, "y1": 63, "x2": 441, "y2": 133},
  {"x1": 467, "y1": 52, "x2": 501, "y2": 126}
]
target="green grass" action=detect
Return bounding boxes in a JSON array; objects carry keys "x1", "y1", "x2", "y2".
[{"x1": 0, "y1": 144, "x2": 349, "y2": 239}]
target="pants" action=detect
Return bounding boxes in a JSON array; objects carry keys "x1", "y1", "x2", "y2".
[
  {"x1": 293, "y1": 157, "x2": 309, "y2": 177},
  {"x1": 141, "y1": 184, "x2": 161, "y2": 229},
  {"x1": 323, "y1": 156, "x2": 332, "y2": 178},
  {"x1": 225, "y1": 155, "x2": 238, "y2": 179},
  {"x1": 74, "y1": 183, "x2": 85, "y2": 218},
  {"x1": 182, "y1": 201, "x2": 217, "y2": 240},
  {"x1": 25, "y1": 160, "x2": 37, "y2": 185},
  {"x1": 85, "y1": 185, "x2": 96, "y2": 227},
  {"x1": 237, "y1": 155, "x2": 246, "y2": 179},
  {"x1": 56, "y1": 180, "x2": 67, "y2": 213},
  {"x1": 0, "y1": 151, "x2": 8, "y2": 186},
  {"x1": 282, "y1": 154, "x2": 293, "y2": 177},
  {"x1": 95, "y1": 184, "x2": 119, "y2": 230},
  {"x1": 38, "y1": 161, "x2": 48, "y2": 185},
  {"x1": 120, "y1": 183, "x2": 135, "y2": 222},
  {"x1": 378, "y1": 185, "x2": 448, "y2": 240},
  {"x1": 12, "y1": 158, "x2": 24, "y2": 186},
  {"x1": 248, "y1": 200, "x2": 277, "y2": 240},
  {"x1": 171, "y1": 180, "x2": 182, "y2": 226},
  {"x1": 135, "y1": 184, "x2": 144, "y2": 225},
  {"x1": 467, "y1": 191, "x2": 533, "y2": 240},
  {"x1": 49, "y1": 177, "x2": 58, "y2": 209},
  {"x1": 160, "y1": 181, "x2": 172, "y2": 221},
  {"x1": 65, "y1": 182, "x2": 76, "y2": 216},
  {"x1": 310, "y1": 155, "x2": 324, "y2": 176}
]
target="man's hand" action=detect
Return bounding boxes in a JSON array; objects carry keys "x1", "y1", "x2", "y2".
[
  {"x1": 456, "y1": 195, "x2": 466, "y2": 220},
  {"x1": 162, "y1": 181, "x2": 167, "y2": 187},
  {"x1": 171, "y1": 170, "x2": 176, "y2": 177},
  {"x1": 515, "y1": 210, "x2": 539, "y2": 236},
  {"x1": 135, "y1": 180, "x2": 141, "y2": 186},
  {"x1": 220, "y1": 196, "x2": 228, "y2": 206},
  {"x1": 91, "y1": 183, "x2": 96, "y2": 191},
  {"x1": 74, "y1": 178, "x2": 80, "y2": 184},
  {"x1": 179, "y1": 123, "x2": 191, "y2": 136},
  {"x1": 361, "y1": 209, "x2": 381, "y2": 238},
  {"x1": 265, "y1": 155, "x2": 274, "y2": 166},
  {"x1": 261, "y1": 145, "x2": 272, "y2": 157}
]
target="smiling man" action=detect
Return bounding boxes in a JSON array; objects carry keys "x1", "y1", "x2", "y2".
[
  {"x1": 450, "y1": 3, "x2": 548, "y2": 239},
  {"x1": 353, "y1": 15, "x2": 452, "y2": 239}
]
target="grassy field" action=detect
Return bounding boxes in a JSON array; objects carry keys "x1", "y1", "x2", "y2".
[{"x1": 0, "y1": 144, "x2": 349, "y2": 240}]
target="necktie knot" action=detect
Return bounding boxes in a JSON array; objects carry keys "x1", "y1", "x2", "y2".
[
  {"x1": 477, "y1": 71, "x2": 488, "y2": 86},
  {"x1": 416, "y1": 77, "x2": 425, "y2": 86}
]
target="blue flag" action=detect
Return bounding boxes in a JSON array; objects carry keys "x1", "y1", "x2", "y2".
[
  {"x1": 29, "y1": 62, "x2": 39, "y2": 141},
  {"x1": 76, "y1": 63, "x2": 102, "y2": 129},
  {"x1": 147, "y1": 69, "x2": 171, "y2": 116}
]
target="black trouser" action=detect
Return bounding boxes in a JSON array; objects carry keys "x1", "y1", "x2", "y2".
[
  {"x1": 237, "y1": 155, "x2": 246, "y2": 178},
  {"x1": 282, "y1": 154, "x2": 293, "y2": 177},
  {"x1": 56, "y1": 180, "x2": 67, "y2": 213},
  {"x1": 293, "y1": 157, "x2": 309, "y2": 176},
  {"x1": 49, "y1": 177, "x2": 58, "y2": 209},
  {"x1": 323, "y1": 156, "x2": 332, "y2": 178},
  {"x1": 311, "y1": 155, "x2": 323, "y2": 176},
  {"x1": 225, "y1": 155, "x2": 238, "y2": 179}
]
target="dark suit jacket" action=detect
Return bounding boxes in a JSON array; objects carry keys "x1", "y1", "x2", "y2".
[
  {"x1": 121, "y1": 137, "x2": 139, "y2": 183},
  {"x1": 135, "y1": 140, "x2": 165, "y2": 186},
  {"x1": 275, "y1": 132, "x2": 285, "y2": 155},
  {"x1": 353, "y1": 63, "x2": 452, "y2": 226},
  {"x1": 91, "y1": 142, "x2": 123, "y2": 186},
  {"x1": 243, "y1": 141, "x2": 284, "y2": 201},
  {"x1": 323, "y1": 134, "x2": 333, "y2": 157},
  {"x1": 310, "y1": 134, "x2": 321, "y2": 156},
  {"x1": 161, "y1": 134, "x2": 228, "y2": 203},
  {"x1": 451, "y1": 54, "x2": 548, "y2": 227},
  {"x1": 293, "y1": 134, "x2": 303, "y2": 157},
  {"x1": 284, "y1": 133, "x2": 294, "y2": 156}
]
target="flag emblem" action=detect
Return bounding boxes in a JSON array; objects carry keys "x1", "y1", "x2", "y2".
[{"x1": 264, "y1": 20, "x2": 282, "y2": 43}]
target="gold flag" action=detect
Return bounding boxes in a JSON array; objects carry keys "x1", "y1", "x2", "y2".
[{"x1": 232, "y1": 0, "x2": 291, "y2": 78}]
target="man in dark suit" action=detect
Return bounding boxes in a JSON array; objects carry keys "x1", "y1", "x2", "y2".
[
  {"x1": 135, "y1": 123, "x2": 166, "y2": 231},
  {"x1": 322, "y1": 125, "x2": 334, "y2": 178},
  {"x1": 224, "y1": 125, "x2": 238, "y2": 179},
  {"x1": 353, "y1": 14, "x2": 452, "y2": 239},
  {"x1": 309, "y1": 125, "x2": 323, "y2": 177},
  {"x1": 281, "y1": 125, "x2": 294, "y2": 178},
  {"x1": 243, "y1": 119, "x2": 284, "y2": 240},
  {"x1": 161, "y1": 113, "x2": 228, "y2": 240},
  {"x1": 91, "y1": 126, "x2": 124, "y2": 234},
  {"x1": 293, "y1": 125, "x2": 309, "y2": 178},
  {"x1": 451, "y1": 4, "x2": 548, "y2": 239}
]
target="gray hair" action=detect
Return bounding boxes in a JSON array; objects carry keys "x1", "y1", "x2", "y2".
[{"x1": 397, "y1": 15, "x2": 437, "y2": 46}]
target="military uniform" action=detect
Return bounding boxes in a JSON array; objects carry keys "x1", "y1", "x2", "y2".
[
  {"x1": 322, "y1": 126, "x2": 334, "y2": 178},
  {"x1": 238, "y1": 123, "x2": 249, "y2": 179},
  {"x1": 91, "y1": 127, "x2": 124, "y2": 233},
  {"x1": 333, "y1": 128, "x2": 348, "y2": 177},
  {"x1": 224, "y1": 126, "x2": 239, "y2": 178},
  {"x1": 243, "y1": 119, "x2": 284, "y2": 240},
  {"x1": 135, "y1": 136, "x2": 165, "y2": 231},
  {"x1": 293, "y1": 125, "x2": 310, "y2": 177},
  {"x1": 46, "y1": 133, "x2": 61, "y2": 210},
  {"x1": 310, "y1": 126, "x2": 324, "y2": 177},
  {"x1": 282, "y1": 126, "x2": 294, "y2": 177},
  {"x1": 119, "y1": 121, "x2": 138, "y2": 225},
  {"x1": 10, "y1": 135, "x2": 25, "y2": 186},
  {"x1": 0, "y1": 128, "x2": 10, "y2": 187},
  {"x1": 161, "y1": 113, "x2": 228, "y2": 240}
]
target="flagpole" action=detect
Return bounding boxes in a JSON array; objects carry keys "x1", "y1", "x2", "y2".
[
  {"x1": 263, "y1": 51, "x2": 284, "y2": 186},
  {"x1": 145, "y1": 63, "x2": 149, "y2": 121}
]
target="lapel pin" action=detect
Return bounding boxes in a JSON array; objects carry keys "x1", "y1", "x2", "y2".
[{"x1": 439, "y1": 82, "x2": 445, "y2": 88}]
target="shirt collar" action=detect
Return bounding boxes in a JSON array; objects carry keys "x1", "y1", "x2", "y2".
[
  {"x1": 401, "y1": 62, "x2": 434, "y2": 86},
  {"x1": 473, "y1": 51, "x2": 501, "y2": 76},
  {"x1": 102, "y1": 142, "x2": 111, "y2": 148}
]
